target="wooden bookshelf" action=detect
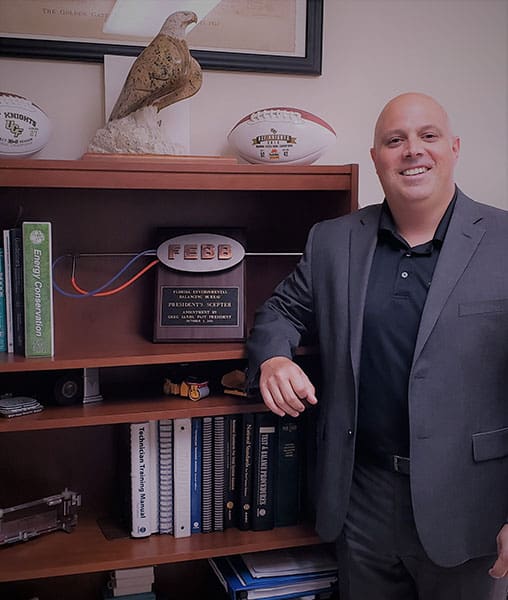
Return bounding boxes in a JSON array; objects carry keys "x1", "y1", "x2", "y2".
[{"x1": 0, "y1": 158, "x2": 357, "y2": 596}]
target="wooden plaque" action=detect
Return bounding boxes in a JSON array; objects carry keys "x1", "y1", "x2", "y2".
[{"x1": 153, "y1": 229, "x2": 245, "y2": 342}]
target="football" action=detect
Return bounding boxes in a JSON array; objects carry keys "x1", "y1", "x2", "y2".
[
  {"x1": 0, "y1": 92, "x2": 52, "y2": 158},
  {"x1": 227, "y1": 107, "x2": 336, "y2": 165}
]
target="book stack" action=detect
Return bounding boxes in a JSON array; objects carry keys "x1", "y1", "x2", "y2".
[
  {"x1": 1, "y1": 222, "x2": 53, "y2": 357},
  {"x1": 129, "y1": 413, "x2": 303, "y2": 539},
  {"x1": 209, "y1": 545, "x2": 338, "y2": 600},
  {"x1": 103, "y1": 566, "x2": 155, "y2": 599}
]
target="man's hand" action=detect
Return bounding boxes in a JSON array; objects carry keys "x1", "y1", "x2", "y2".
[
  {"x1": 259, "y1": 356, "x2": 317, "y2": 417},
  {"x1": 489, "y1": 524, "x2": 508, "y2": 578}
]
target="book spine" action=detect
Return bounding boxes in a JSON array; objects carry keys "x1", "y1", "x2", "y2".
[
  {"x1": 190, "y1": 417, "x2": 202, "y2": 533},
  {"x1": 111, "y1": 565, "x2": 155, "y2": 581},
  {"x1": 212, "y1": 415, "x2": 225, "y2": 532},
  {"x1": 224, "y1": 414, "x2": 240, "y2": 528},
  {"x1": 148, "y1": 420, "x2": 159, "y2": 534},
  {"x1": 158, "y1": 419, "x2": 173, "y2": 534},
  {"x1": 238, "y1": 412, "x2": 255, "y2": 530},
  {"x1": 130, "y1": 422, "x2": 152, "y2": 538},
  {"x1": 173, "y1": 417, "x2": 192, "y2": 538},
  {"x1": 2, "y1": 230, "x2": 14, "y2": 353},
  {"x1": 252, "y1": 411, "x2": 277, "y2": 531},
  {"x1": 275, "y1": 415, "x2": 301, "y2": 527},
  {"x1": 201, "y1": 416, "x2": 213, "y2": 533},
  {"x1": 9, "y1": 228, "x2": 25, "y2": 355},
  {"x1": 22, "y1": 221, "x2": 54, "y2": 357},
  {"x1": 0, "y1": 248, "x2": 7, "y2": 352}
]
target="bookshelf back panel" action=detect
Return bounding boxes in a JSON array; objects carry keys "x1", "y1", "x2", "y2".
[
  {"x1": 1, "y1": 188, "x2": 348, "y2": 355},
  {"x1": 0, "y1": 425, "x2": 121, "y2": 514}
]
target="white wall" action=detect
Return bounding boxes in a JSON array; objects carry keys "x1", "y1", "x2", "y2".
[{"x1": 1, "y1": 0, "x2": 507, "y2": 208}]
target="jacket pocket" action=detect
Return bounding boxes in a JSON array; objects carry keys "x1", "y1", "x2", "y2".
[
  {"x1": 459, "y1": 298, "x2": 508, "y2": 317},
  {"x1": 472, "y1": 426, "x2": 508, "y2": 462}
]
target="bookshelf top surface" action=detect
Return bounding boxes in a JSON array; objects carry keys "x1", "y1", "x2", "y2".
[{"x1": 0, "y1": 158, "x2": 357, "y2": 191}]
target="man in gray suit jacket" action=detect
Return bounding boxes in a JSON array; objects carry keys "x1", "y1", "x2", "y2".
[{"x1": 247, "y1": 93, "x2": 508, "y2": 599}]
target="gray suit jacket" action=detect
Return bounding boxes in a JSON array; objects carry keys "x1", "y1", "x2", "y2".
[{"x1": 247, "y1": 188, "x2": 508, "y2": 567}]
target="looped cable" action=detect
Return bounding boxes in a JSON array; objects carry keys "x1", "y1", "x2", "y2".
[{"x1": 52, "y1": 250, "x2": 159, "y2": 298}]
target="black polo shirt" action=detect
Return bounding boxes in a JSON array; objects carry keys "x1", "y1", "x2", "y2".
[{"x1": 356, "y1": 191, "x2": 457, "y2": 458}]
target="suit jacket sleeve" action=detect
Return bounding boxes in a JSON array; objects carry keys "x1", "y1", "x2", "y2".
[{"x1": 246, "y1": 223, "x2": 318, "y2": 390}]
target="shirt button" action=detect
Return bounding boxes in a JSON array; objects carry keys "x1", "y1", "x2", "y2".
[
  {"x1": 401, "y1": 271, "x2": 409, "y2": 278},
  {"x1": 347, "y1": 429, "x2": 354, "y2": 436},
  {"x1": 405, "y1": 252, "x2": 411, "y2": 257}
]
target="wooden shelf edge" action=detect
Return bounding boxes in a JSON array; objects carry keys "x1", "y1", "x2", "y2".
[
  {"x1": 0, "y1": 343, "x2": 248, "y2": 372},
  {"x1": 0, "y1": 344, "x2": 317, "y2": 373},
  {"x1": 0, "y1": 395, "x2": 267, "y2": 433},
  {"x1": 0, "y1": 517, "x2": 320, "y2": 582}
]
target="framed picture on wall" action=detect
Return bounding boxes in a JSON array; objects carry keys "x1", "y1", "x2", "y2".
[{"x1": 0, "y1": 0, "x2": 323, "y2": 75}]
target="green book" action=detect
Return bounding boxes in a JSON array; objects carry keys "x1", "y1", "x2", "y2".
[{"x1": 22, "y1": 222, "x2": 54, "y2": 357}]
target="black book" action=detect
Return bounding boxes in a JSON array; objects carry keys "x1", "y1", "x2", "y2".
[
  {"x1": 9, "y1": 228, "x2": 24, "y2": 356},
  {"x1": 224, "y1": 414, "x2": 240, "y2": 528},
  {"x1": 238, "y1": 412, "x2": 255, "y2": 530},
  {"x1": 275, "y1": 415, "x2": 301, "y2": 527},
  {"x1": 251, "y1": 411, "x2": 277, "y2": 531}
]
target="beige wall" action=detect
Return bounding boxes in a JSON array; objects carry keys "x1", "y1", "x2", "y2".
[{"x1": 1, "y1": 0, "x2": 507, "y2": 208}]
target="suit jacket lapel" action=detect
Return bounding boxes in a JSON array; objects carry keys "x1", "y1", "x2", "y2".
[
  {"x1": 412, "y1": 191, "x2": 486, "y2": 364},
  {"x1": 348, "y1": 206, "x2": 381, "y2": 391}
]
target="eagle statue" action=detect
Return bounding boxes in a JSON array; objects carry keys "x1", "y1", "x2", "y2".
[{"x1": 109, "y1": 10, "x2": 202, "y2": 122}]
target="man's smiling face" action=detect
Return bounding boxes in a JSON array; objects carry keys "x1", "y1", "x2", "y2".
[{"x1": 370, "y1": 93, "x2": 460, "y2": 210}]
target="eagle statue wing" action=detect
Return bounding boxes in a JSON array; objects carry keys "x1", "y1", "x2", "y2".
[{"x1": 109, "y1": 11, "x2": 202, "y2": 122}]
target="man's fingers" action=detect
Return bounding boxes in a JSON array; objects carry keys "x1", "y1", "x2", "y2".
[
  {"x1": 489, "y1": 525, "x2": 508, "y2": 579},
  {"x1": 259, "y1": 385, "x2": 286, "y2": 417},
  {"x1": 259, "y1": 356, "x2": 317, "y2": 417},
  {"x1": 261, "y1": 377, "x2": 303, "y2": 417},
  {"x1": 489, "y1": 560, "x2": 508, "y2": 579}
]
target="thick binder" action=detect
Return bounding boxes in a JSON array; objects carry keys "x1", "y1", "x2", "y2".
[
  {"x1": 130, "y1": 422, "x2": 153, "y2": 537},
  {"x1": 191, "y1": 417, "x2": 202, "y2": 533},
  {"x1": 158, "y1": 419, "x2": 173, "y2": 534},
  {"x1": 213, "y1": 415, "x2": 225, "y2": 531},
  {"x1": 201, "y1": 416, "x2": 213, "y2": 533},
  {"x1": 173, "y1": 417, "x2": 192, "y2": 537}
]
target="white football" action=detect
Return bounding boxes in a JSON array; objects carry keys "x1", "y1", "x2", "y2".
[
  {"x1": 227, "y1": 107, "x2": 336, "y2": 165},
  {"x1": 0, "y1": 92, "x2": 52, "y2": 158}
]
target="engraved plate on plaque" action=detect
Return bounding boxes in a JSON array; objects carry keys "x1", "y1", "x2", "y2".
[{"x1": 153, "y1": 230, "x2": 245, "y2": 342}]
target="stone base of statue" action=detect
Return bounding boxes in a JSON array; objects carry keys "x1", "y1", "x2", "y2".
[{"x1": 87, "y1": 105, "x2": 187, "y2": 155}]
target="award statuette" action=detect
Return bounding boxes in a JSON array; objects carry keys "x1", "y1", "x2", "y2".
[{"x1": 154, "y1": 230, "x2": 245, "y2": 342}]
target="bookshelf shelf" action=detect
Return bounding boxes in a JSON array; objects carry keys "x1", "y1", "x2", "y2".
[
  {"x1": 0, "y1": 158, "x2": 357, "y2": 595},
  {"x1": 0, "y1": 515, "x2": 320, "y2": 582},
  {"x1": 0, "y1": 394, "x2": 267, "y2": 432},
  {"x1": 0, "y1": 342, "x2": 317, "y2": 373}
]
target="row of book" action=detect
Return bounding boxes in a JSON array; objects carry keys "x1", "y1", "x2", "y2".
[
  {"x1": 129, "y1": 412, "x2": 303, "y2": 538},
  {"x1": 0, "y1": 222, "x2": 54, "y2": 357}
]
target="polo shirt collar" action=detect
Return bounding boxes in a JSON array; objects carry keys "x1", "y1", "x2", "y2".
[{"x1": 379, "y1": 187, "x2": 458, "y2": 248}]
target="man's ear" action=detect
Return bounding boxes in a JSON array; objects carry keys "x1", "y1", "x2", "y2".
[
  {"x1": 370, "y1": 147, "x2": 377, "y2": 167},
  {"x1": 452, "y1": 136, "x2": 461, "y2": 159}
]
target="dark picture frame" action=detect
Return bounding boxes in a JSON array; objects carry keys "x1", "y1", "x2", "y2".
[{"x1": 0, "y1": 0, "x2": 323, "y2": 75}]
